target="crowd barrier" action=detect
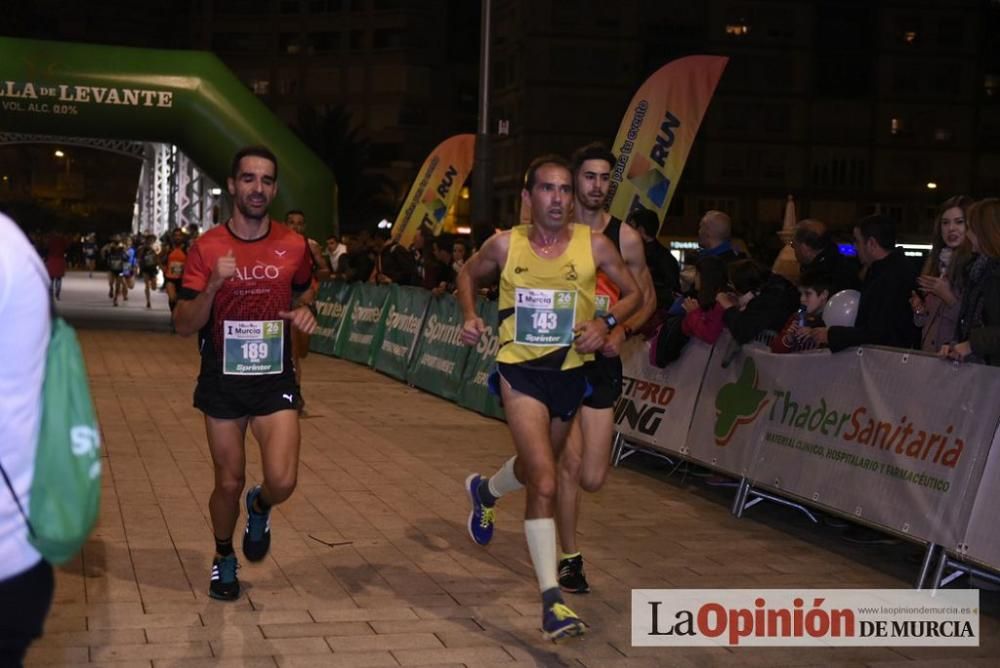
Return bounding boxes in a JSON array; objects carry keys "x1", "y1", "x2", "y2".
[{"x1": 309, "y1": 281, "x2": 1000, "y2": 583}]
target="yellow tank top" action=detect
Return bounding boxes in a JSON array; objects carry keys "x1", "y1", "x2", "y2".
[{"x1": 497, "y1": 224, "x2": 596, "y2": 370}]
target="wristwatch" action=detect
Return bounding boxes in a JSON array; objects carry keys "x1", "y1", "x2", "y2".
[{"x1": 601, "y1": 313, "x2": 619, "y2": 331}]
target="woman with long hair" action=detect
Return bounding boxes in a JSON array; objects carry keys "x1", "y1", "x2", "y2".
[
  {"x1": 941, "y1": 198, "x2": 1000, "y2": 365},
  {"x1": 910, "y1": 195, "x2": 974, "y2": 352}
]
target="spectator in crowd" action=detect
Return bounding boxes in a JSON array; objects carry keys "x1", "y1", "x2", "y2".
[
  {"x1": 627, "y1": 208, "x2": 680, "y2": 306},
  {"x1": 452, "y1": 238, "x2": 468, "y2": 275},
  {"x1": 325, "y1": 234, "x2": 347, "y2": 275},
  {"x1": 910, "y1": 196, "x2": 974, "y2": 353},
  {"x1": 423, "y1": 234, "x2": 457, "y2": 296},
  {"x1": 698, "y1": 210, "x2": 745, "y2": 264},
  {"x1": 0, "y1": 214, "x2": 54, "y2": 665},
  {"x1": 680, "y1": 256, "x2": 729, "y2": 345},
  {"x1": 802, "y1": 214, "x2": 919, "y2": 352},
  {"x1": 942, "y1": 198, "x2": 1000, "y2": 366},
  {"x1": 771, "y1": 271, "x2": 834, "y2": 353},
  {"x1": 343, "y1": 231, "x2": 376, "y2": 283},
  {"x1": 792, "y1": 218, "x2": 860, "y2": 293},
  {"x1": 717, "y1": 259, "x2": 800, "y2": 344},
  {"x1": 374, "y1": 229, "x2": 420, "y2": 286}
]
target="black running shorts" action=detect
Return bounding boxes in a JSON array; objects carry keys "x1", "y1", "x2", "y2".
[
  {"x1": 582, "y1": 353, "x2": 623, "y2": 410},
  {"x1": 193, "y1": 373, "x2": 300, "y2": 420},
  {"x1": 488, "y1": 362, "x2": 590, "y2": 422}
]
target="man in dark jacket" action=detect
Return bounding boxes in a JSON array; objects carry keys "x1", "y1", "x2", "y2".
[
  {"x1": 717, "y1": 259, "x2": 800, "y2": 344},
  {"x1": 792, "y1": 219, "x2": 860, "y2": 293},
  {"x1": 804, "y1": 214, "x2": 919, "y2": 352}
]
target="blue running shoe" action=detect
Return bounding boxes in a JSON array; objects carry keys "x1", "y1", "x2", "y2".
[
  {"x1": 208, "y1": 554, "x2": 240, "y2": 601},
  {"x1": 465, "y1": 473, "x2": 495, "y2": 546},
  {"x1": 243, "y1": 485, "x2": 271, "y2": 562},
  {"x1": 542, "y1": 601, "x2": 587, "y2": 640}
]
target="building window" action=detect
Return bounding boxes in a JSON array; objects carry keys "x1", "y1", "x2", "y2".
[
  {"x1": 725, "y1": 23, "x2": 750, "y2": 36},
  {"x1": 310, "y1": 32, "x2": 340, "y2": 52},
  {"x1": 251, "y1": 80, "x2": 270, "y2": 96},
  {"x1": 308, "y1": 0, "x2": 342, "y2": 12},
  {"x1": 373, "y1": 28, "x2": 405, "y2": 49},
  {"x1": 890, "y1": 117, "x2": 908, "y2": 136},
  {"x1": 280, "y1": 0, "x2": 300, "y2": 14},
  {"x1": 212, "y1": 32, "x2": 271, "y2": 52},
  {"x1": 349, "y1": 30, "x2": 366, "y2": 50},
  {"x1": 985, "y1": 74, "x2": 1000, "y2": 97},
  {"x1": 934, "y1": 128, "x2": 953, "y2": 143},
  {"x1": 280, "y1": 33, "x2": 305, "y2": 55},
  {"x1": 903, "y1": 30, "x2": 917, "y2": 44}
]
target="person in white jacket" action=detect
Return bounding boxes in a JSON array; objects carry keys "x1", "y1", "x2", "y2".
[{"x1": 0, "y1": 213, "x2": 53, "y2": 665}]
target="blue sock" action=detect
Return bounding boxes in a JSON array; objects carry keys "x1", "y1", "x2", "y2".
[
  {"x1": 542, "y1": 586, "x2": 562, "y2": 609},
  {"x1": 477, "y1": 478, "x2": 498, "y2": 507}
]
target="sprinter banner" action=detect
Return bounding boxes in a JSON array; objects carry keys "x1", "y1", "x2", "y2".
[
  {"x1": 606, "y1": 55, "x2": 727, "y2": 233},
  {"x1": 372, "y1": 286, "x2": 430, "y2": 381},
  {"x1": 391, "y1": 134, "x2": 475, "y2": 247},
  {"x1": 333, "y1": 284, "x2": 391, "y2": 365},
  {"x1": 686, "y1": 340, "x2": 1000, "y2": 545},
  {"x1": 310, "y1": 281, "x2": 354, "y2": 355},
  {"x1": 456, "y1": 298, "x2": 504, "y2": 420},
  {"x1": 615, "y1": 335, "x2": 713, "y2": 455},
  {"x1": 407, "y1": 293, "x2": 472, "y2": 401}
]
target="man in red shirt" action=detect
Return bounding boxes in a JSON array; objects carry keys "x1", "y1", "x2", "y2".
[{"x1": 173, "y1": 146, "x2": 317, "y2": 601}]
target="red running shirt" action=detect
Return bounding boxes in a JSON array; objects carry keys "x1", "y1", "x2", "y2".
[{"x1": 181, "y1": 221, "x2": 313, "y2": 382}]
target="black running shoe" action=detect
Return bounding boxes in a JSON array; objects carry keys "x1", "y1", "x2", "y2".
[
  {"x1": 243, "y1": 485, "x2": 272, "y2": 562},
  {"x1": 208, "y1": 554, "x2": 240, "y2": 601},
  {"x1": 558, "y1": 555, "x2": 590, "y2": 594}
]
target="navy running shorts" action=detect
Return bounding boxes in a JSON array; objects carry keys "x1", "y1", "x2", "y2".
[
  {"x1": 582, "y1": 353, "x2": 623, "y2": 410},
  {"x1": 488, "y1": 362, "x2": 591, "y2": 422}
]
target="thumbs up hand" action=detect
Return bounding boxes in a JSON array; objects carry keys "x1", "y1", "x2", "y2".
[{"x1": 210, "y1": 249, "x2": 237, "y2": 290}]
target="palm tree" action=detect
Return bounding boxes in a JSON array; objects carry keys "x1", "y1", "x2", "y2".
[{"x1": 292, "y1": 106, "x2": 398, "y2": 233}]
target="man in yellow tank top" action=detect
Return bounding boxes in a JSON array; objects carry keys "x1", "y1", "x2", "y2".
[{"x1": 457, "y1": 155, "x2": 640, "y2": 640}]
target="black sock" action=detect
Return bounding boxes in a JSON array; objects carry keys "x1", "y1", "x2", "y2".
[
  {"x1": 477, "y1": 478, "x2": 498, "y2": 507},
  {"x1": 542, "y1": 587, "x2": 562, "y2": 609},
  {"x1": 215, "y1": 537, "x2": 233, "y2": 557}
]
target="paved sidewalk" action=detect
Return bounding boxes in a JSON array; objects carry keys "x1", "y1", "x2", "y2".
[{"x1": 26, "y1": 330, "x2": 1000, "y2": 667}]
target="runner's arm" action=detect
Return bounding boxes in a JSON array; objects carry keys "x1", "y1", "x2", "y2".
[
  {"x1": 592, "y1": 234, "x2": 641, "y2": 327},
  {"x1": 618, "y1": 223, "x2": 656, "y2": 331},
  {"x1": 173, "y1": 246, "x2": 235, "y2": 336},
  {"x1": 457, "y1": 233, "x2": 507, "y2": 321}
]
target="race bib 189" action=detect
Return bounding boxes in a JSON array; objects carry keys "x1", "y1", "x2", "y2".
[
  {"x1": 223, "y1": 320, "x2": 284, "y2": 375},
  {"x1": 513, "y1": 288, "x2": 577, "y2": 346}
]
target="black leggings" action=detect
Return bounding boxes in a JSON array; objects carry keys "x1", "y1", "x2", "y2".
[{"x1": 0, "y1": 560, "x2": 54, "y2": 667}]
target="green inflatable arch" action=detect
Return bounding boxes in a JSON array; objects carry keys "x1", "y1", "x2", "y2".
[{"x1": 0, "y1": 36, "x2": 337, "y2": 237}]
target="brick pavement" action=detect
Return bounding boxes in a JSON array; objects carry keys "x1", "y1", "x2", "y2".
[{"x1": 25, "y1": 329, "x2": 1000, "y2": 667}]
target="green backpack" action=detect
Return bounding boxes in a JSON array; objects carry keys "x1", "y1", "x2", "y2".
[{"x1": 0, "y1": 315, "x2": 102, "y2": 565}]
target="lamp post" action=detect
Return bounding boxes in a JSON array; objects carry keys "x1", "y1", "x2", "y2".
[{"x1": 470, "y1": 0, "x2": 493, "y2": 247}]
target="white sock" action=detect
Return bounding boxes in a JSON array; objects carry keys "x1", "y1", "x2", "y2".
[
  {"x1": 488, "y1": 456, "x2": 523, "y2": 499},
  {"x1": 524, "y1": 518, "x2": 559, "y2": 593}
]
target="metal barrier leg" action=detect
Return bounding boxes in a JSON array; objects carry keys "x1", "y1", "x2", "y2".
[
  {"x1": 916, "y1": 543, "x2": 938, "y2": 590},
  {"x1": 731, "y1": 478, "x2": 750, "y2": 518},
  {"x1": 610, "y1": 432, "x2": 624, "y2": 467},
  {"x1": 931, "y1": 548, "x2": 950, "y2": 592}
]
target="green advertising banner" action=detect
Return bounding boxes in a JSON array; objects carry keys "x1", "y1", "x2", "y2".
[
  {"x1": 309, "y1": 281, "x2": 354, "y2": 355},
  {"x1": 456, "y1": 299, "x2": 504, "y2": 421},
  {"x1": 372, "y1": 286, "x2": 430, "y2": 381},
  {"x1": 334, "y1": 284, "x2": 391, "y2": 365},
  {"x1": 0, "y1": 37, "x2": 337, "y2": 238},
  {"x1": 406, "y1": 294, "x2": 473, "y2": 401}
]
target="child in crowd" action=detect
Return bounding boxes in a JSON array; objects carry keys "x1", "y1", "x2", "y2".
[
  {"x1": 771, "y1": 271, "x2": 833, "y2": 353},
  {"x1": 681, "y1": 256, "x2": 728, "y2": 344}
]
